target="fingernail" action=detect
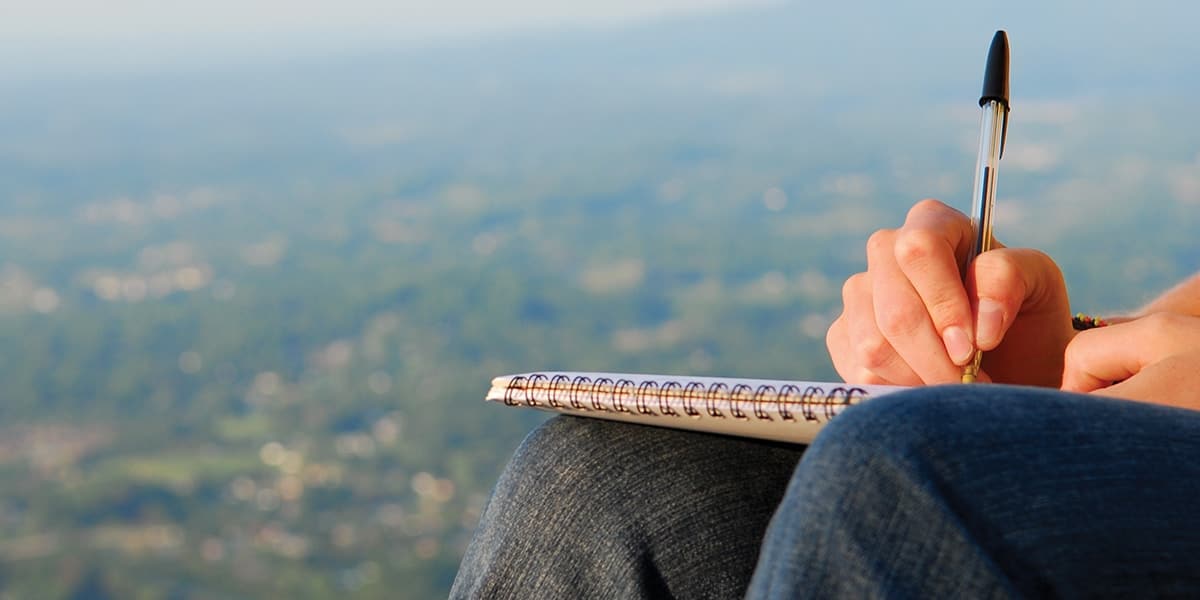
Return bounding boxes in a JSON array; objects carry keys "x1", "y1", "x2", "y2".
[
  {"x1": 977, "y1": 298, "x2": 1005, "y2": 348},
  {"x1": 943, "y1": 326, "x2": 974, "y2": 366}
]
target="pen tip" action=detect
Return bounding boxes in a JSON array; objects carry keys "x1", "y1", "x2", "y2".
[{"x1": 980, "y1": 30, "x2": 1010, "y2": 108}]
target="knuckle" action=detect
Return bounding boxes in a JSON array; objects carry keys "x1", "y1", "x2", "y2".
[
  {"x1": 1022, "y1": 248, "x2": 1056, "y2": 265},
  {"x1": 1142, "y1": 311, "x2": 1180, "y2": 334},
  {"x1": 893, "y1": 228, "x2": 942, "y2": 267},
  {"x1": 1062, "y1": 334, "x2": 1088, "y2": 368},
  {"x1": 975, "y1": 251, "x2": 1021, "y2": 281},
  {"x1": 875, "y1": 302, "x2": 923, "y2": 339},
  {"x1": 908, "y1": 198, "x2": 949, "y2": 219},
  {"x1": 973, "y1": 253, "x2": 1029, "y2": 302},
  {"x1": 826, "y1": 316, "x2": 845, "y2": 349},
  {"x1": 925, "y1": 295, "x2": 965, "y2": 327},
  {"x1": 856, "y1": 333, "x2": 895, "y2": 370},
  {"x1": 866, "y1": 229, "x2": 896, "y2": 256},
  {"x1": 841, "y1": 272, "x2": 868, "y2": 302},
  {"x1": 1137, "y1": 312, "x2": 1185, "y2": 340}
]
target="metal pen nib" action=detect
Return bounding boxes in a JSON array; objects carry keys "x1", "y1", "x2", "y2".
[{"x1": 961, "y1": 31, "x2": 1010, "y2": 384}]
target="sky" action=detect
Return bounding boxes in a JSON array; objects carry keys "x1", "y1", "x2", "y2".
[
  {"x1": 0, "y1": 0, "x2": 773, "y2": 74},
  {"x1": 2, "y1": 0, "x2": 1197, "y2": 94},
  {"x1": 5, "y1": 0, "x2": 770, "y2": 40}
]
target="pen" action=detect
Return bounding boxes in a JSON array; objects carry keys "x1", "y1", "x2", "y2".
[{"x1": 961, "y1": 30, "x2": 1010, "y2": 384}]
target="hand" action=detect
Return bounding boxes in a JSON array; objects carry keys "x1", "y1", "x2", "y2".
[
  {"x1": 826, "y1": 199, "x2": 1075, "y2": 387},
  {"x1": 1061, "y1": 312, "x2": 1200, "y2": 411}
]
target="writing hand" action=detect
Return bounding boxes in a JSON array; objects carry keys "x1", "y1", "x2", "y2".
[
  {"x1": 1061, "y1": 313, "x2": 1200, "y2": 411},
  {"x1": 826, "y1": 199, "x2": 1074, "y2": 386}
]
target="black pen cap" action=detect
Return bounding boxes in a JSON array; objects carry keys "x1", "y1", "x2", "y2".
[{"x1": 979, "y1": 30, "x2": 1010, "y2": 108}]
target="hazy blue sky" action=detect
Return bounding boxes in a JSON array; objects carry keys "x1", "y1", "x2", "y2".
[
  {"x1": 4, "y1": 0, "x2": 773, "y2": 41},
  {"x1": 1, "y1": 0, "x2": 771, "y2": 71},
  {"x1": 3, "y1": 0, "x2": 1197, "y2": 95}
]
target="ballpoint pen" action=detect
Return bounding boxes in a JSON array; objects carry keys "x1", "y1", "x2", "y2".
[{"x1": 961, "y1": 30, "x2": 1010, "y2": 384}]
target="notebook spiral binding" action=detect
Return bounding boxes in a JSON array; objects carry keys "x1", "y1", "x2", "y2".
[{"x1": 502, "y1": 373, "x2": 869, "y2": 423}]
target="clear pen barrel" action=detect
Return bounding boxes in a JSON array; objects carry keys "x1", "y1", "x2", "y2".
[{"x1": 969, "y1": 101, "x2": 1007, "y2": 258}]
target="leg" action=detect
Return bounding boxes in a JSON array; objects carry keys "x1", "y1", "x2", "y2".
[
  {"x1": 451, "y1": 415, "x2": 805, "y2": 600},
  {"x1": 747, "y1": 385, "x2": 1200, "y2": 599}
]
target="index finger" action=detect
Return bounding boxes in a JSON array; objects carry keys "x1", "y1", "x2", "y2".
[{"x1": 892, "y1": 199, "x2": 978, "y2": 365}]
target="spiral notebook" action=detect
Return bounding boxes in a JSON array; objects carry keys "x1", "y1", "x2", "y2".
[{"x1": 486, "y1": 371, "x2": 906, "y2": 443}]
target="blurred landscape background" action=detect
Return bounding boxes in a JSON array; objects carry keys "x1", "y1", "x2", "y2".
[{"x1": 1, "y1": 1, "x2": 1198, "y2": 597}]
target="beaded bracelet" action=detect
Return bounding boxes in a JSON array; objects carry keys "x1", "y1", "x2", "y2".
[{"x1": 1071, "y1": 313, "x2": 1109, "y2": 331}]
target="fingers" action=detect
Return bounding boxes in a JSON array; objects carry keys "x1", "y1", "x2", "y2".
[
  {"x1": 893, "y1": 200, "x2": 978, "y2": 365},
  {"x1": 865, "y1": 199, "x2": 986, "y2": 382},
  {"x1": 1060, "y1": 325, "x2": 1143, "y2": 393},
  {"x1": 827, "y1": 272, "x2": 921, "y2": 385},
  {"x1": 966, "y1": 248, "x2": 1064, "y2": 351},
  {"x1": 1090, "y1": 351, "x2": 1200, "y2": 410},
  {"x1": 868, "y1": 228, "x2": 964, "y2": 382},
  {"x1": 827, "y1": 197, "x2": 1066, "y2": 387},
  {"x1": 1061, "y1": 313, "x2": 1198, "y2": 393},
  {"x1": 1091, "y1": 355, "x2": 1183, "y2": 401}
]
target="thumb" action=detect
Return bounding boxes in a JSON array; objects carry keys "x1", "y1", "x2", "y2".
[
  {"x1": 1063, "y1": 313, "x2": 1200, "y2": 393},
  {"x1": 966, "y1": 247, "x2": 1068, "y2": 351},
  {"x1": 1060, "y1": 324, "x2": 1144, "y2": 393}
]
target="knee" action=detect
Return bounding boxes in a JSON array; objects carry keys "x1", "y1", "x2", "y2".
[
  {"x1": 495, "y1": 416, "x2": 619, "y2": 499},
  {"x1": 508, "y1": 414, "x2": 605, "y2": 472},
  {"x1": 490, "y1": 416, "x2": 678, "y2": 512},
  {"x1": 802, "y1": 384, "x2": 1078, "y2": 483},
  {"x1": 802, "y1": 386, "x2": 1000, "y2": 476},
  {"x1": 824, "y1": 386, "x2": 960, "y2": 443}
]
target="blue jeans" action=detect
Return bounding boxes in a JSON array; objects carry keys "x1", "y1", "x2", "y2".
[{"x1": 452, "y1": 386, "x2": 1200, "y2": 598}]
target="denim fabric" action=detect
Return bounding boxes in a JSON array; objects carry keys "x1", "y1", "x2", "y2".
[
  {"x1": 454, "y1": 386, "x2": 1200, "y2": 599},
  {"x1": 748, "y1": 385, "x2": 1200, "y2": 599},
  {"x1": 450, "y1": 416, "x2": 805, "y2": 599}
]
